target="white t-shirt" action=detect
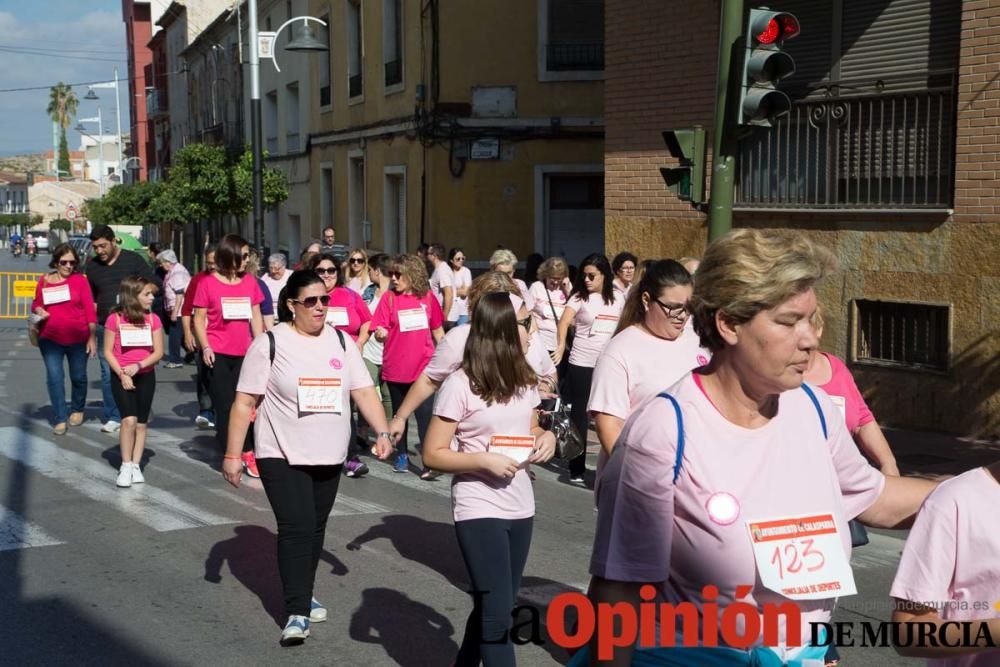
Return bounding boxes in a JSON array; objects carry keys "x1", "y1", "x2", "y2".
[
  {"x1": 429, "y1": 262, "x2": 454, "y2": 309},
  {"x1": 529, "y1": 280, "x2": 569, "y2": 351},
  {"x1": 567, "y1": 291, "x2": 625, "y2": 368},
  {"x1": 449, "y1": 266, "x2": 472, "y2": 321},
  {"x1": 424, "y1": 323, "x2": 556, "y2": 383},
  {"x1": 434, "y1": 369, "x2": 540, "y2": 522},
  {"x1": 260, "y1": 271, "x2": 290, "y2": 305},
  {"x1": 362, "y1": 291, "x2": 385, "y2": 366}
]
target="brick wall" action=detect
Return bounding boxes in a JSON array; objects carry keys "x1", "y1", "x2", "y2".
[{"x1": 604, "y1": 0, "x2": 1000, "y2": 437}]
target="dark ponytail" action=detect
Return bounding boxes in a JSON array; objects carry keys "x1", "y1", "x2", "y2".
[
  {"x1": 277, "y1": 270, "x2": 326, "y2": 323},
  {"x1": 615, "y1": 259, "x2": 692, "y2": 334}
]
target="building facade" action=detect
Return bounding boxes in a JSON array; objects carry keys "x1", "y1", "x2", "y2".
[
  {"x1": 122, "y1": 0, "x2": 171, "y2": 182},
  {"x1": 0, "y1": 172, "x2": 30, "y2": 215},
  {"x1": 605, "y1": 0, "x2": 999, "y2": 437}
]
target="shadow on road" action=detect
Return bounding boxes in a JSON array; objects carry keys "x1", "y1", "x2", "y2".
[{"x1": 349, "y1": 587, "x2": 458, "y2": 666}]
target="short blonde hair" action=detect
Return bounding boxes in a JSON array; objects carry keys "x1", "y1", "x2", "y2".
[
  {"x1": 467, "y1": 271, "x2": 519, "y2": 317},
  {"x1": 392, "y1": 254, "x2": 431, "y2": 296},
  {"x1": 536, "y1": 257, "x2": 568, "y2": 281},
  {"x1": 489, "y1": 248, "x2": 518, "y2": 269},
  {"x1": 689, "y1": 229, "x2": 836, "y2": 352}
]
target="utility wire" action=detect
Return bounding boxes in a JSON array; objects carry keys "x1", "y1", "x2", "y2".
[
  {"x1": 0, "y1": 43, "x2": 126, "y2": 55},
  {"x1": 0, "y1": 46, "x2": 125, "y2": 63}
]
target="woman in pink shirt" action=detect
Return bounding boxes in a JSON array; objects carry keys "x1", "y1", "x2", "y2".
[
  {"x1": 31, "y1": 243, "x2": 97, "y2": 434},
  {"x1": 611, "y1": 251, "x2": 638, "y2": 298},
  {"x1": 529, "y1": 256, "x2": 571, "y2": 363},
  {"x1": 102, "y1": 276, "x2": 163, "y2": 488},
  {"x1": 192, "y1": 234, "x2": 265, "y2": 477},
  {"x1": 422, "y1": 292, "x2": 556, "y2": 666},
  {"x1": 577, "y1": 229, "x2": 937, "y2": 665},
  {"x1": 890, "y1": 461, "x2": 1000, "y2": 666},
  {"x1": 307, "y1": 252, "x2": 372, "y2": 345},
  {"x1": 370, "y1": 254, "x2": 445, "y2": 475},
  {"x1": 553, "y1": 253, "x2": 624, "y2": 483},
  {"x1": 223, "y1": 270, "x2": 394, "y2": 646}
]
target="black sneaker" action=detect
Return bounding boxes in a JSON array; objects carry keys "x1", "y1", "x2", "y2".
[{"x1": 344, "y1": 456, "x2": 369, "y2": 478}]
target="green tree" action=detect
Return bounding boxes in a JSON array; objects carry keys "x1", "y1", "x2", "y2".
[
  {"x1": 231, "y1": 146, "x2": 290, "y2": 216},
  {"x1": 47, "y1": 82, "x2": 78, "y2": 175},
  {"x1": 49, "y1": 218, "x2": 72, "y2": 232},
  {"x1": 168, "y1": 143, "x2": 232, "y2": 224}
]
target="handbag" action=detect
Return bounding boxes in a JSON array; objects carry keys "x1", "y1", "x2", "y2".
[
  {"x1": 27, "y1": 313, "x2": 42, "y2": 347},
  {"x1": 539, "y1": 397, "x2": 584, "y2": 461}
]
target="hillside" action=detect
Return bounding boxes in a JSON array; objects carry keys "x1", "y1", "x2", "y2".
[{"x1": 0, "y1": 153, "x2": 47, "y2": 175}]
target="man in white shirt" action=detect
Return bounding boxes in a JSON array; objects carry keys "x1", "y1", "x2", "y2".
[{"x1": 427, "y1": 242, "x2": 454, "y2": 322}]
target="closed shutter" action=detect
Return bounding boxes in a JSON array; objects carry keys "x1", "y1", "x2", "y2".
[
  {"x1": 548, "y1": 0, "x2": 603, "y2": 43},
  {"x1": 764, "y1": 0, "x2": 834, "y2": 97}
]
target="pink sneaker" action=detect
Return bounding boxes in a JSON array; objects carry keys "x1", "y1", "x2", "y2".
[{"x1": 241, "y1": 451, "x2": 260, "y2": 478}]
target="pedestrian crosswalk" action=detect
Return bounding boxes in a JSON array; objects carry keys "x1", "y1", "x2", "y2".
[{"x1": 0, "y1": 501, "x2": 65, "y2": 551}]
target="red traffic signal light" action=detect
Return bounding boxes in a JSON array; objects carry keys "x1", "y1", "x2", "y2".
[{"x1": 753, "y1": 13, "x2": 800, "y2": 45}]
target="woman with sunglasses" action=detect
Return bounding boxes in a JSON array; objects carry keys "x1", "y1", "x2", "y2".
[
  {"x1": 192, "y1": 234, "x2": 265, "y2": 477},
  {"x1": 589, "y1": 260, "x2": 709, "y2": 480},
  {"x1": 31, "y1": 243, "x2": 97, "y2": 434},
  {"x1": 370, "y1": 254, "x2": 445, "y2": 474},
  {"x1": 307, "y1": 253, "x2": 372, "y2": 346},
  {"x1": 344, "y1": 248, "x2": 371, "y2": 296},
  {"x1": 422, "y1": 291, "x2": 557, "y2": 666},
  {"x1": 224, "y1": 269, "x2": 394, "y2": 646},
  {"x1": 611, "y1": 251, "x2": 638, "y2": 298},
  {"x1": 553, "y1": 253, "x2": 623, "y2": 484},
  {"x1": 448, "y1": 247, "x2": 472, "y2": 326}
]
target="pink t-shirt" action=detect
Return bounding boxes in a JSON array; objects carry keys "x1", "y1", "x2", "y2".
[
  {"x1": 567, "y1": 291, "x2": 625, "y2": 368},
  {"x1": 434, "y1": 369, "x2": 540, "y2": 522},
  {"x1": 429, "y1": 262, "x2": 454, "y2": 309},
  {"x1": 817, "y1": 353, "x2": 875, "y2": 433},
  {"x1": 32, "y1": 273, "x2": 97, "y2": 346},
  {"x1": 325, "y1": 286, "x2": 372, "y2": 340},
  {"x1": 369, "y1": 290, "x2": 444, "y2": 383},
  {"x1": 423, "y1": 324, "x2": 556, "y2": 383},
  {"x1": 529, "y1": 280, "x2": 569, "y2": 351},
  {"x1": 237, "y1": 323, "x2": 373, "y2": 465},
  {"x1": 346, "y1": 275, "x2": 368, "y2": 296},
  {"x1": 192, "y1": 273, "x2": 264, "y2": 356},
  {"x1": 591, "y1": 373, "x2": 886, "y2": 652},
  {"x1": 104, "y1": 312, "x2": 162, "y2": 375},
  {"x1": 513, "y1": 278, "x2": 534, "y2": 312},
  {"x1": 449, "y1": 266, "x2": 472, "y2": 321},
  {"x1": 890, "y1": 468, "x2": 1000, "y2": 667}
]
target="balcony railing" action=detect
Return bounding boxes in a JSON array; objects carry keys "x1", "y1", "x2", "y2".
[
  {"x1": 736, "y1": 75, "x2": 956, "y2": 210},
  {"x1": 384, "y1": 59, "x2": 402, "y2": 87},
  {"x1": 545, "y1": 42, "x2": 604, "y2": 71},
  {"x1": 349, "y1": 73, "x2": 363, "y2": 98},
  {"x1": 146, "y1": 88, "x2": 168, "y2": 118}
]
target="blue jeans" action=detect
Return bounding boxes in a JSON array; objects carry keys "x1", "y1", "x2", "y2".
[
  {"x1": 165, "y1": 317, "x2": 183, "y2": 363},
  {"x1": 95, "y1": 325, "x2": 121, "y2": 423},
  {"x1": 39, "y1": 338, "x2": 88, "y2": 425}
]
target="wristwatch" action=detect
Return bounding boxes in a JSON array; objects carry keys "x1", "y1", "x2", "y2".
[{"x1": 377, "y1": 431, "x2": 392, "y2": 440}]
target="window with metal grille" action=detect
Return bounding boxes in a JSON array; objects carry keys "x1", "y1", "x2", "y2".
[
  {"x1": 546, "y1": 0, "x2": 604, "y2": 71},
  {"x1": 853, "y1": 299, "x2": 950, "y2": 371},
  {"x1": 347, "y1": 0, "x2": 363, "y2": 99}
]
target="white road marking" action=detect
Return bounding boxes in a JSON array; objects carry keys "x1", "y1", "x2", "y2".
[{"x1": 0, "y1": 502, "x2": 65, "y2": 551}]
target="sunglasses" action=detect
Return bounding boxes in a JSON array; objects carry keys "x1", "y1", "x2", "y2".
[
  {"x1": 453, "y1": 256, "x2": 465, "y2": 261},
  {"x1": 58, "y1": 259, "x2": 78, "y2": 267},
  {"x1": 241, "y1": 253, "x2": 250, "y2": 260},
  {"x1": 653, "y1": 297, "x2": 689, "y2": 320},
  {"x1": 517, "y1": 316, "x2": 532, "y2": 331},
  {"x1": 349, "y1": 257, "x2": 365, "y2": 264},
  {"x1": 315, "y1": 267, "x2": 338, "y2": 275},
  {"x1": 388, "y1": 271, "x2": 402, "y2": 279},
  {"x1": 582, "y1": 273, "x2": 600, "y2": 281},
  {"x1": 292, "y1": 295, "x2": 332, "y2": 308}
]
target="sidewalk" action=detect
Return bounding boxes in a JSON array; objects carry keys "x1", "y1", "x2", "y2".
[{"x1": 885, "y1": 427, "x2": 1000, "y2": 479}]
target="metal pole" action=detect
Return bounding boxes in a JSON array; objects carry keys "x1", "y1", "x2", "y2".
[
  {"x1": 114, "y1": 68, "x2": 124, "y2": 181},
  {"x1": 708, "y1": 0, "x2": 744, "y2": 242},
  {"x1": 97, "y1": 107, "x2": 106, "y2": 195},
  {"x1": 249, "y1": 0, "x2": 264, "y2": 249}
]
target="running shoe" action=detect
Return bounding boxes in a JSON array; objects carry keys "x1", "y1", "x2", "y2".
[
  {"x1": 164, "y1": 362, "x2": 184, "y2": 369},
  {"x1": 280, "y1": 615, "x2": 310, "y2": 646},
  {"x1": 393, "y1": 452, "x2": 409, "y2": 473},
  {"x1": 101, "y1": 420, "x2": 121, "y2": 433},
  {"x1": 194, "y1": 411, "x2": 215, "y2": 429},
  {"x1": 116, "y1": 465, "x2": 132, "y2": 488},
  {"x1": 344, "y1": 457, "x2": 369, "y2": 478},
  {"x1": 419, "y1": 469, "x2": 441, "y2": 481},
  {"x1": 569, "y1": 474, "x2": 585, "y2": 484},
  {"x1": 309, "y1": 598, "x2": 327, "y2": 623},
  {"x1": 130, "y1": 463, "x2": 144, "y2": 484},
  {"x1": 242, "y1": 451, "x2": 260, "y2": 478}
]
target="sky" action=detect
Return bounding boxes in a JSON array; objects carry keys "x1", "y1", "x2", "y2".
[{"x1": 0, "y1": 0, "x2": 130, "y2": 158}]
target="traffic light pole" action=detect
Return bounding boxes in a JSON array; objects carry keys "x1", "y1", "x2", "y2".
[{"x1": 709, "y1": 0, "x2": 745, "y2": 241}]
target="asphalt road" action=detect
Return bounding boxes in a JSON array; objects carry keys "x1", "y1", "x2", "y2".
[{"x1": 0, "y1": 250, "x2": 919, "y2": 665}]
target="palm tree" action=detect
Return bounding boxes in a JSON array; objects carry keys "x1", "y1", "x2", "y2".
[{"x1": 47, "y1": 83, "x2": 79, "y2": 177}]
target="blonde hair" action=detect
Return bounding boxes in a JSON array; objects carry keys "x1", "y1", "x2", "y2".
[
  {"x1": 467, "y1": 271, "x2": 520, "y2": 317},
  {"x1": 811, "y1": 303, "x2": 825, "y2": 336},
  {"x1": 536, "y1": 257, "x2": 568, "y2": 281},
  {"x1": 689, "y1": 229, "x2": 836, "y2": 352},
  {"x1": 392, "y1": 254, "x2": 431, "y2": 296},
  {"x1": 346, "y1": 247, "x2": 371, "y2": 288},
  {"x1": 489, "y1": 248, "x2": 518, "y2": 269}
]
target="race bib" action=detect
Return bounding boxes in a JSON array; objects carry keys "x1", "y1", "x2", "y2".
[
  {"x1": 747, "y1": 513, "x2": 857, "y2": 601},
  {"x1": 326, "y1": 307, "x2": 350, "y2": 327},
  {"x1": 591, "y1": 314, "x2": 618, "y2": 336},
  {"x1": 42, "y1": 284, "x2": 71, "y2": 305},
  {"x1": 120, "y1": 324, "x2": 153, "y2": 347},
  {"x1": 221, "y1": 297, "x2": 252, "y2": 320},
  {"x1": 297, "y1": 378, "x2": 343, "y2": 413},
  {"x1": 829, "y1": 395, "x2": 848, "y2": 423},
  {"x1": 489, "y1": 434, "x2": 535, "y2": 465},
  {"x1": 398, "y1": 307, "x2": 429, "y2": 332}
]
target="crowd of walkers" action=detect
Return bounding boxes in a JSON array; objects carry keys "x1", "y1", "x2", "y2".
[{"x1": 27, "y1": 223, "x2": 1000, "y2": 665}]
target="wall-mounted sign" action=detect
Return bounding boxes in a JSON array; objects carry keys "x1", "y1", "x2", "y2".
[{"x1": 470, "y1": 138, "x2": 500, "y2": 160}]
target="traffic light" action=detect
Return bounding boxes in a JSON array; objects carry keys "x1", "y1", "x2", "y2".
[
  {"x1": 739, "y1": 8, "x2": 800, "y2": 126},
  {"x1": 660, "y1": 127, "x2": 706, "y2": 204}
]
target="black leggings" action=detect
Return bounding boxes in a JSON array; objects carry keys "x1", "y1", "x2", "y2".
[
  {"x1": 454, "y1": 517, "x2": 533, "y2": 667},
  {"x1": 386, "y1": 380, "x2": 432, "y2": 455},
  {"x1": 258, "y1": 458, "x2": 343, "y2": 617},
  {"x1": 110, "y1": 371, "x2": 156, "y2": 423},
  {"x1": 208, "y1": 352, "x2": 253, "y2": 452},
  {"x1": 565, "y1": 363, "x2": 594, "y2": 476}
]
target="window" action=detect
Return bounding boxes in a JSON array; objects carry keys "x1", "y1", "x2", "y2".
[
  {"x1": 321, "y1": 165, "x2": 334, "y2": 228},
  {"x1": 383, "y1": 0, "x2": 403, "y2": 89},
  {"x1": 383, "y1": 167, "x2": 406, "y2": 253},
  {"x1": 285, "y1": 83, "x2": 301, "y2": 152},
  {"x1": 319, "y1": 16, "x2": 331, "y2": 107},
  {"x1": 264, "y1": 91, "x2": 278, "y2": 154},
  {"x1": 852, "y1": 300, "x2": 950, "y2": 372},
  {"x1": 347, "y1": 0, "x2": 363, "y2": 99},
  {"x1": 736, "y1": 0, "x2": 961, "y2": 210},
  {"x1": 541, "y1": 0, "x2": 603, "y2": 75},
  {"x1": 348, "y1": 153, "x2": 365, "y2": 246},
  {"x1": 549, "y1": 173, "x2": 604, "y2": 209}
]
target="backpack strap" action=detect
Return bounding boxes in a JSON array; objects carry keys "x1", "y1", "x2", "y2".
[
  {"x1": 656, "y1": 392, "x2": 685, "y2": 483},
  {"x1": 268, "y1": 326, "x2": 345, "y2": 366},
  {"x1": 801, "y1": 382, "x2": 828, "y2": 440}
]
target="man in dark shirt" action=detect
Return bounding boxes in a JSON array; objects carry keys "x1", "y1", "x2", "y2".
[
  {"x1": 319, "y1": 226, "x2": 348, "y2": 264},
  {"x1": 86, "y1": 224, "x2": 154, "y2": 433}
]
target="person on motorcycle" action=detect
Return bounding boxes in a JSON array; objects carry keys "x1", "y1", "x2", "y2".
[
  {"x1": 26, "y1": 235, "x2": 37, "y2": 260},
  {"x1": 10, "y1": 232, "x2": 22, "y2": 257}
]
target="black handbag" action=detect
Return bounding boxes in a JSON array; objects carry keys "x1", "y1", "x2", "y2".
[
  {"x1": 848, "y1": 519, "x2": 869, "y2": 548},
  {"x1": 539, "y1": 397, "x2": 584, "y2": 461}
]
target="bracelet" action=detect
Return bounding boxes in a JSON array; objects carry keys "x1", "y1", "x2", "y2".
[
  {"x1": 223, "y1": 455, "x2": 241, "y2": 460},
  {"x1": 377, "y1": 431, "x2": 392, "y2": 440}
]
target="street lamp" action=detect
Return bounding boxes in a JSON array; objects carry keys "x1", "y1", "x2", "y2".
[
  {"x1": 75, "y1": 111, "x2": 106, "y2": 195},
  {"x1": 247, "y1": 1, "x2": 328, "y2": 250}
]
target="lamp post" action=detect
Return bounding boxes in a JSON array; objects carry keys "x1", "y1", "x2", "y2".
[
  {"x1": 75, "y1": 109, "x2": 106, "y2": 195},
  {"x1": 247, "y1": 0, "x2": 328, "y2": 250},
  {"x1": 84, "y1": 69, "x2": 124, "y2": 182}
]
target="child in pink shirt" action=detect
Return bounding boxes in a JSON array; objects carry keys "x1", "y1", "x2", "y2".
[{"x1": 890, "y1": 463, "x2": 1000, "y2": 666}]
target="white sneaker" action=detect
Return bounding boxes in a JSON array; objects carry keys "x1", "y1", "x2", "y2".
[
  {"x1": 101, "y1": 420, "x2": 121, "y2": 433},
  {"x1": 280, "y1": 615, "x2": 310, "y2": 646},
  {"x1": 130, "y1": 463, "x2": 144, "y2": 484},
  {"x1": 116, "y1": 465, "x2": 132, "y2": 488}
]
